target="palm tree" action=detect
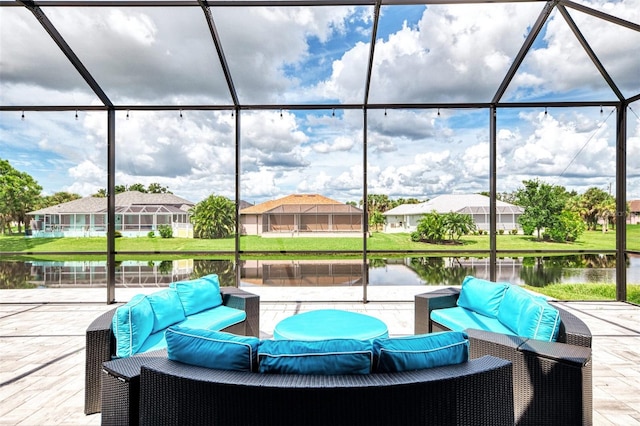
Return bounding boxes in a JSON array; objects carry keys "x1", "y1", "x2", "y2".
[
  {"x1": 443, "y1": 212, "x2": 476, "y2": 241},
  {"x1": 596, "y1": 196, "x2": 616, "y2": 233}
]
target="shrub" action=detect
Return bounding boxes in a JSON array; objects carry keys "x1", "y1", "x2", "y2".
[
  {"x1": 147, "y1": 231, "x2": 156, "y2": 238},
  {"x1": 511, "y1": 229, "x2": 518, "y2": 235},
  {"x1": 158, "y1": 225, "x2": 173, "y2": 238},
  {"x1": 498, "y1": 229, "x2": 505, "y2": 235},
  {"x1": 114, "y1": 231, "x2": 122, "y2": 238},
  {"x1": 546, "y1": 210, "x2": 586, "y2": 242}
]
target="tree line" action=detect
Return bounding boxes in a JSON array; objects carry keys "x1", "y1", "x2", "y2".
[
  {"x1": 0, "y1": 158, "x2": 171, "y2": 234},
  {"x1": 0, "y1": 158, "x2": 630, "y2": 242}
]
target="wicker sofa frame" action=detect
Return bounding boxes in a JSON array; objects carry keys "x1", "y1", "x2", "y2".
[
  {"x1": 128, "y1": 355, "x2": 514, "y2": 426},
  {"x1": 415, "y1": 288, "x2": 593, "y2": 425},
  {"x1": 85, "y1": 287, "x2": 260, "y2": 415}
]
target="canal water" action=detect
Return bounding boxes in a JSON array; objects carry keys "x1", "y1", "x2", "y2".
[{"x1": 1, "y1": 254, "x2": 638, "y2": 289}]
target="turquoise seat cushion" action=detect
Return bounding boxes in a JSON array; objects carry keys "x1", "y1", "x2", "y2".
[
  {"x1": 112, "y1": 294, "x2": 155, "y2": 358},
  {"x1": 180, "y1": 305, "x2": 247, "y2": 331},
  {"x1": 166, "y1": 326, "x2": 259, "y2": 372},
  {"x1": 431, "y1": 306, "x2": 514, "y2": 336},
  {"x1": 518, "y1": 297, "x2": 561, "y2": 342},
  {"x1": 258, "y1": 339, "x2": 373, "y2": 375},
  {"x1": 374, "y1": 331, "x2": 469, "y2": 373},
  {"x1": 170, "y1": 274, "x2": 223, "y2": 316},
  {"x1": 456, "y1": 276, "x2": 508, "y2": 318},
  {"x1": 146, "y1": 289, "x2": 186, "y2": 333}
]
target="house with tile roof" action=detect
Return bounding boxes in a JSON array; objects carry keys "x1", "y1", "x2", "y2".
[
  {"x1": 239, "y1": 194, "x2": 363, "y2": 236},
  {"x1": 27, "y1": 191, "x2": 194, "y2": 238},
  {"x1": 382, "y1": 194, "x2": 524, "y2": 234}
]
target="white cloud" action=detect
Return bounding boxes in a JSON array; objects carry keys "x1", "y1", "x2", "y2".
[
  {"x1": 508, "y1": 0, "x2": 640, "y2": 99},
  {"x1": 313, "y1": 135, "x2": 355, "y2": 153},
  {"x1": 1, "y1": 1, "x2": 638, "y2": 204}
]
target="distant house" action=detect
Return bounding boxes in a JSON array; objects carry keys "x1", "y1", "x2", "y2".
[
  {"x1": 629, "y1": 200, "x2": 640, "y2": 225},
  {"x1": 27, "y1": 191, "x2": 194, "y2": 238},
  {"x1": 240, "y1": 194, "x2": 363, "y2": 236},
  {"x1": 383, "y1": 194, "x2": 524, "y2": 234}
]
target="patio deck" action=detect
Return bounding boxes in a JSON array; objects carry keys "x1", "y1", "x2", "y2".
[{"x1": 1, "y1": 286, "x2": 639, "y2": 425}]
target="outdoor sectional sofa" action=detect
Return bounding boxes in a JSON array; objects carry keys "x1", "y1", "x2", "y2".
[
  {"x1": 100, "y1": 328, "x2": 515, "y2": 426},
  {"x1": 84, "y1": 274, "x2": 260, "y2": 415},
  {"x1": 414, "y1": 276, "x2": 593, "y2": 425}
]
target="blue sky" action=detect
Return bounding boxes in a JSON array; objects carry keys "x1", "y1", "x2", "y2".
[{"x1": 0, "y1": 1, "x2": 639, "y2": 205}]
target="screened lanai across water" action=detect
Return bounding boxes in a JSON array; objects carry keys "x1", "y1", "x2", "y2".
[{"x1": 0, "y1": 0, "x2": 639, "y2": 302}]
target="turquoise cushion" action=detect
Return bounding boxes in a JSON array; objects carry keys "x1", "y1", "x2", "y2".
[
  {"x1": 273, "y1": 309, "x2": 388, "y2": 341},
  {"x1": 518, "y1": 298, "x2": 561, "y2": 342},
  {"x1": 180, "y1": 305, "x2": 247, "y2": 331},
  {"x1": 138, "y1": 329, "x2": 168, "y2": 354},
  {"x1": 374, "y1": 332, "x2": 469, "y2": 373},
  {"x1": 170, "y1": 274, "x2": 223, "y2": 316},
  {"x1": 497, "y1": 285, "x2": 535, "y2": 334},
  {"x1": 146, "y1": 289, "x2": 186, "y2": 333},
  {"x1": 166, "y1": 326, "x2": 259, "y2": 372},
  {"x1": 258, "y1": 339, "x2": 373, "y2": 375},
  {"x1": 431, "y1": 306, "x2": 514, "y2": 336},
  {"x1": 456, "y1": 276, "x2": 508, "y2": 318},
  {"x1": 112, "y1": 294, "x2": 154, "y2": 358}
]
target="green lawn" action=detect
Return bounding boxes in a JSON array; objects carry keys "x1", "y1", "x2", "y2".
[
  {"x1": 526, "y1": 283, "x2": 640, "y2": 305},
  {"x1": 1, "y1": 225, "x2": 638, "y2": 255}
]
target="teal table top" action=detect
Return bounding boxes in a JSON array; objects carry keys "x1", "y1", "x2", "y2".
[{"x1": 273, "y1": 309, "x2": 389, "y2": 340}]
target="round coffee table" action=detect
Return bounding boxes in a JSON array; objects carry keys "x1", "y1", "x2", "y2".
[{"x1": 273, "y1": 309, "x2": 388, "y2": 340}]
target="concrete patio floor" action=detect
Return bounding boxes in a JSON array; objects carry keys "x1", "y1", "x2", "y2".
[{"x1": 0, "y1": 286, "x2": 639, "y2": 425}]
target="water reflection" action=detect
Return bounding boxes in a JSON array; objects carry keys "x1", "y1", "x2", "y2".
[
  {"x1": 241, "y1": 260, "x2": 363, "y2": 286},
  {"x1": 0, "y1": 254, "x2": 637, "y2": 289}
]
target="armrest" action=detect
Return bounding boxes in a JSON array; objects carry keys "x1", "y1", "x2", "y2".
[
  {"x1": 221, "y1": 287, "x2": 260, "y2": 337},
  {"x1": 551, "y1": 303, "x2": 592, "y2": 348},
  {"x1": 467, "y1": 328, "x2": 593, "y2": 425},
  {"x1": 414, "y1": 288, "x2": 460, "y2": 334},
  {"x1": 466, "y1": 328, "x2": 527, "y2": 360},
  {"x1": 84, "y1": 308, "x2": 117, "y2": 415}
]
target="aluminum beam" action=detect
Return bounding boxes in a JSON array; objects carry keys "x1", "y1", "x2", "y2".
[
  {"x1": 107, "y1": 109, "x2": 116, "y2": 304},
  {"x1": 558, "y1": 5, "x2": 624, "y2": 101},
  {"x1": 561, "y1": 0, "x2": 640, "y2": 33},
  {"x1": 489, "y1": 106, "x2": 497, "y2": 281},
  {"x1": 616, "y1": 104, "x2": 627, "y2": 302},
  {"x1": 18, "y1": 0, "x2": 113, "y2": 108},
  {"x1": 492, "y1": 0, "x2": 557, "y2": 104},
  {"x1": 198, "y1": 0, "x2": 239, "y2": 106},
  {"x1": 363, "y1": 0, "x2": 382, "y2": 105},
  {"x1": 2, "y1": 0, "x2": 551, "y2": 7}
]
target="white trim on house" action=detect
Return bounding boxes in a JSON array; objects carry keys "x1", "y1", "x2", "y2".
[
  {"x1": 27, "y1": 191, "x2": 194, "y2": 238},
  {"x1": 382, "y1": 194, "x2": 524, "y2": 234}
]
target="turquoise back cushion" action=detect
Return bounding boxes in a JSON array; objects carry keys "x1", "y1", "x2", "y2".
[
  {"x1": 258, "y1": 339, "x2": 373, "y2": 375},
  {"x1": 170, "y1": 274, "x2": 223, "y2": 316},
  {"x1": 497, "y1": 285, "x2": 534, "y2": 333},
  {"x1": 519, "y1": 298, "x2": 561, "y2": 342},
  {"x1": 146, "y1": 289, "x2": 186, "y2": 333},
  {"x1": 112, "y1": 294, "x2": 154, "y2": 358},
  {"x1": 166, "y1": 326, "x2": 259, "y2": 372},
  {"x1": 457, "y1": 276, "x2": 508, "y2": 318},
  {"x1": 497, "y1": 285, "x2": 560, "y2": 341},
  {"x1": 374, "y1": 332, "x2": 469, "y2": 373}
]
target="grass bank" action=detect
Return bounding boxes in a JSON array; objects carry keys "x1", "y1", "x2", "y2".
[
  {"x1": 527, "y1": 283, "x2": 640, "y2": 305},
  {"x1": 1, "y1": 226, "x2": 638, "y2": 255}
]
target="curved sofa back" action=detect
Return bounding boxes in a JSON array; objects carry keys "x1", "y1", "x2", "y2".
[{"x1": 139, "y1": 355, "x2": 515, "y2": 426}]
